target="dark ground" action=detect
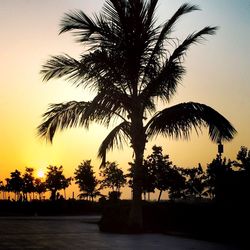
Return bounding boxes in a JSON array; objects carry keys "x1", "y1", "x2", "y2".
[
  {"x1": 0, "y1": 200, "x2": 248, "y2": 249},
  {"x1": 0, "y1": 216, "x2": 243, "y2": 250}
]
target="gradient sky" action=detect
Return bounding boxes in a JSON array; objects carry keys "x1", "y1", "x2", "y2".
[{"x1": 0, "y1": 0, "x2": 249, "y2": 199}]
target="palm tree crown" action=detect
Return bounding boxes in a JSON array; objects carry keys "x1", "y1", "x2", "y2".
[{"x1": 38, "y1": 0, "x2": 236, "y2": 230}]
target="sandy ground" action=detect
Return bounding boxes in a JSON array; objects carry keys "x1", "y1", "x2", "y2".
[{"x1": 0, "y1": 216, "x2": 245, "y2": 250}]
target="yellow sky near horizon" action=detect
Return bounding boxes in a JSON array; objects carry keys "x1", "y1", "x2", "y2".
[{"x1": 0, "y1": 0, "x2": 249, "y2": 199}]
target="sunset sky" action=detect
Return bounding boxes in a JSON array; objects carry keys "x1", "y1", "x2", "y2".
[{"x1": 0, "y1": 0, "x2": 249, "y2": 199}]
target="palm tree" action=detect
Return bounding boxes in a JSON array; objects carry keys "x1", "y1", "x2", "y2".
[
  {"x1": 38, "y1": 0, "x2": 236, "y2": 230},
  {"x1": 0, "y1": 180, "x2": 4, "y2": 199},
  {"x1": 34, "y1": 178, "x2": 47, "y2": 200},
  {"x1": 9, "y1": 170, "x2": 23, "y2": 201},
  {"x1": 22, "y1": 167, "x2": 35, "y2": 201}
]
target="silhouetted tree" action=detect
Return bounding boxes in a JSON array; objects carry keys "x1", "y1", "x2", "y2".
[
  {"x1": 8, "y1": 170, "x2": 23, "y2": 201},
  {"x1": 0, "y1": 180, "x2": 4, "y2": 199},
  {"x1": 74, "y1": 160, "x2": 100, "y2": 201},
  {"x1": 206, "y1": 157, "x2": 233, "y2": 201},
  {"x1": 233, "y1": 146, "x2": 250, "y2": 202},
  {"x1": 179, "y1": 164, "x2": 207, "y2": 199},
  {"x1": 127, "y1": 161, "x2": 156, "y2": 201},
  {"x1": 4, "y1": 178, "x2": 11, "y2": 200},
  {"x1": 61, "y1": 176, "x2": 72, "y2": 199},
  {"x1": 45, "y1": 165, "x2": 71, "y2": 201},
  {"x1": 38, "y1": 0, "x2": 236, "y2": 229},
  {"x1": 100, "y1": 162, "x2": 126, "y2": 200},
  {"x1": 165, "y1": 166, "x2": 186, "y2": 200},
  {"x1": 34, "y1": 178, "x2": 47, "y2": 200},
  {"x1": 235, "y1": 146, "x2": 250, "y2": 172},
  {"x1": 22, "y1": 167, "x2": 35, "y2": 201},
  {"x1": 145, "y1": 146, "x2": 185, "y2": 201}
]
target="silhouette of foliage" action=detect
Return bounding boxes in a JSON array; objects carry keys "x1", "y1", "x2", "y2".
[
  {"x1": 100, "y1": 162, "x2": 126, "y2": 200},
  {"x1": 22, "y1": 167, "x2": 35, "y2": 201},
  {"x1": 205, "y1": 147, "x2": 250, "y2": 203},
  {"x1": 8, "y1": 170, "x2": 23, "y2": 201},
  {"x1": 127, "y1": 160, "x2": 156, "y2": 201},
  {"x1": 235, "y1": 146, "x2": 250, "y2": 171},
  {"x1": 0, "y1": 181, "x2": 4, "y2": 199},
  {"x1": 176, "y1": 165, "x2": 207, "y2": 200},
  {"x1": 146, "y1": 146, "x2": 176, "y2": 201},
  {"x1": 45, "y1": 165, "x2": 71, "y2": 201},
  {"x1": 206, "y1": 157, "x2": 233, "y2": 201},
  {"x1": 34, "y1": 178, "x2": 47, "y2": 200},
  {"x1": 74, "y1": 160, "x2": 100, "y2": 201},
  {"x1": 38, "y1": 0, "x2": 236, "y2": 229},
  {"x1": 128, "y1": 146, "x2": 187, "y2": 201}
]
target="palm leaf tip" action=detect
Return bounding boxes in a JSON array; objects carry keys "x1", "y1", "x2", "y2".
[
  {"x1": 37, "y1": 121, "x2": 54, "y2": 143},
  {"x1": 187, "y1": 26, "x2": 218, "y2": 46},
  {"x1": 195, "y1": 103, "x2": 236, "y2": 142},
  {"x1": 37, "y1": 108, "x2": 60, "y2": 143},
  {"x1": 179, "y1": 3, "x2": 200, "y2": 13},
  {"x1": 207, "y1": 114, "x2": 237, "y2": 142},
  {"x1": 201, "y1": 26, "x2": 218, "y2": 36}
]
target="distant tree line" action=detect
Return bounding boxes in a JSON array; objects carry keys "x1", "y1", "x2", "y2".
[
  {"x1": 127, "y1": 145, "x2": 250, "y2": 203},
  {"x1": 0, "y1": 166, "x2": 71, "y2": 202},
  {"x1": 1, "y1": 146, "x2": 249, "y2": 203},
  {"x1": 0, "y1": 161, "x2": 126, "y2": 202}
]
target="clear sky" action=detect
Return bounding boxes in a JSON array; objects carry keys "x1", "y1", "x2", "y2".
[{"x1": 0, "y1": 0, "x2": 249, "y2": 199}]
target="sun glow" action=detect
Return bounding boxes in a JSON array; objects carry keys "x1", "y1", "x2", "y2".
[{"x1": 37, "y1": 169, "x2": 45, "y2": 179}]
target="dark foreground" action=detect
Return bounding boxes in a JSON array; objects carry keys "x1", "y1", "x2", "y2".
[{"x1": 0, "y1": 216, "x2": 243, "y2": 250}]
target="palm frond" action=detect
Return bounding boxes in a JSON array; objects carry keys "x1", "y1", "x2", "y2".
[
  {"x1": 83, "y1": 91, "x2": 129, "y2": 128},
  {"x1": 170, "y1": 26, "x2": 217, "y2": 62},
  {"x1": 140, "y1": 26, "x2": 217, "y2": 102},
  {"x1": 59, "y1": 10, "x2": 100, "y2": 43},
  {"x1": 101, "y1": 0, "x2": 160, "y2": 91},
  {"x1": 141, "y1": 60, "x2": 185, "y2": 103},
  {"x1": 141, "y1": 3, "x2": 199, "y2": 87},
  {"x1": 104, "y1": 0, "x2": 127, "y2": 27},
  {"x1": 40, "y1": 50, "x2": 132, "y2": 95},
  {"x1": 155, "y1": 4, "x2": 200, "y2": 55},
  {"x1": 146, "y1": 102, "x2": 236, "y2": 142},
  {"x1": 103, "y1": 0, "x2": 125, "y2": 31},
  {"x1": 98, "y1": 121, "x2": 131, "y2": 166},
  {"x1": 37, "y1": 101, "x2": 90, "y2": 142},
  {"x1": 40, "y1": 54, "x2": 81, "y2": 82},
  {"x1": 79, "y1": 49, "x2": 132, "y2": 94}
]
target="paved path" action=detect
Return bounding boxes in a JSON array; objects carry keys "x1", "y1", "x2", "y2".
[{"x1": 0, "y1": 216, "x2": 244, "y2": 249}]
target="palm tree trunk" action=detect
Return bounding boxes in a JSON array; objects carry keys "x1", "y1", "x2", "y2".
[
  {"x1": 51, "y1": 190, "x2": 56, "y2": 201},
  {"x1": 158, "y1": 190, "x2": 162, "y2": 202},
  {"x1": 129, "y1": 153, "x2": 143, "y2": 231},
  {"x1": 128, "y1": 114, "x2": 146, "y2": 231}
]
